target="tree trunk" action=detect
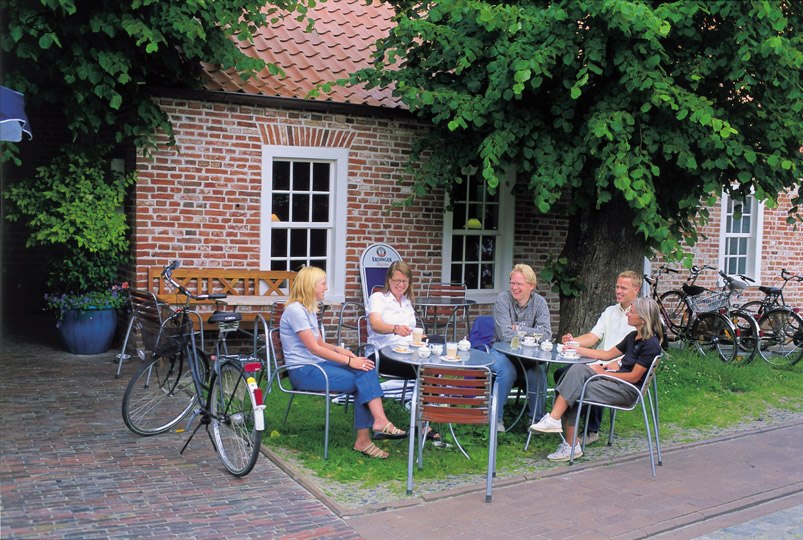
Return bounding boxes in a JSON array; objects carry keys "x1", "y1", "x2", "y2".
[{"x1": 558, "y1": 196, "x2": 646, "y2": 336}]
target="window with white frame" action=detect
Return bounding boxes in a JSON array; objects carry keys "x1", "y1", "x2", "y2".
[
  {"x1": 442, "y1": 174, "x2": 514, "y2": 302},
  {"x1": 719, "y1": 193, "x2": 763, "y2": 280},
  {"x1": 261, "y1": 146, "x2": 348, "y2": 301}
]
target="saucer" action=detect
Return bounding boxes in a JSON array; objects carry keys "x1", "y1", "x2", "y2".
[
  {"x1": 392, "y1": 347, "x2": 412, "y2": 354},
  {"x1": 561, "y1": 352, "x2": 579, "y2": 359},
  {"x1": 440, "y1": 355, "x2": 462, "y2": 362}
]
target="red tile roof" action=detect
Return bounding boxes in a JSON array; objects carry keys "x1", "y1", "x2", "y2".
[{"x1": 203, "y1": 0, "x2": 402, "y2": 109}]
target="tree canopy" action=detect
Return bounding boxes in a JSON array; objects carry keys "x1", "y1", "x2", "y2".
[
  {"x1": 353, "y1": 0, "x2": 802, "y2": 267},
  {"x1": 1, "y1": 0, "x2": 316, "y2": 156}
]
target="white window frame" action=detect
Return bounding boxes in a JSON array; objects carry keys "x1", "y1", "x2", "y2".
[
  {"x1": 260, "y1": 146, "x2": 349, "y2": 302},
  {"x1": 718, "y1": 192, "x2": 764, "y2": 283},
  {"x1": 441, "y1": 172, "x2": 515, "y2": 304}
]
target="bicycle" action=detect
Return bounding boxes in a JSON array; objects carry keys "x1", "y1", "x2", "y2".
[
  {"x1": 715, "y1": 271, "x2": 760, "y2": 365},
  {"x1": 645, "y1": 264, "x2": 714, "y2": 342},
  {"x1": 683, "y1": 271, "x2": 757, "y2": 364},
  {"x1": 121, "y1": 261, "x2": 266, "y2": 476},
  {"x1": 739, "y1": 269, "x2": 803, "y2": 366}
]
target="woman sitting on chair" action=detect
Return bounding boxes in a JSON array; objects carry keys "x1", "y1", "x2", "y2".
[
  {"x1": 279, "y1": 266, "x2": 405, "y2": 459},
  {"x1": 528, "y1": 297, "x2": 663, "y2": 462},
  {"x1": 367, "y1": 261, "x2": 419, "y2": 375}
]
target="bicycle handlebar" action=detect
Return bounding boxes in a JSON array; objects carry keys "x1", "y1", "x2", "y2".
[
  {"x1": 161, "y1": 260, "x2": 228, "y2": 302},
  {"x1": 781, "y1": 269, "x2": 803, "y2": 283}
]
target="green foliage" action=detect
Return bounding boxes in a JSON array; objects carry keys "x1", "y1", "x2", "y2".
[
  {"x1": 352, "y1": 0, "x2": 803, "y2": 261},
  {"x1": 1, "y1": 0, "x2": 317, "y2": 155},
  {"x1": 4, "y1": 150, "x2": 135, "y2": 294}
]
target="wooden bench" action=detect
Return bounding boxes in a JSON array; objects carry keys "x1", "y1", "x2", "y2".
[{"x1": 147, "y1": 267, "x2": 296, "y2": 330}]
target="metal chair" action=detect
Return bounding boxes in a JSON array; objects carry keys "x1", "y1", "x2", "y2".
[
  {"x1": 407, "y1": 363, "x2": 499, "y2": 502},
  {"x1": 265, "y1": 327, "x2": 355, "y2": 459},
  {"x1": 570, "y1": 354, "x2": 663, "y2": 475},
  {"x1": 421, "y1": 282, "x2": 469, "y2": 340}
]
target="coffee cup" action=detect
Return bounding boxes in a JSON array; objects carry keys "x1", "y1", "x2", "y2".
[
  {"x1": 522, "y1": 336, "x2": 536, "y2": 347},
  {"x1": 445, "y1": 342, "x2": 458, "y2": 359},
  {"x1": 412, "y1": 327, "x2": 424, "y2": 345},
  {"x1": 541, "y1": 341, "x2": 553, "y2": 352},
  {"x1": 556, "y1": 343, "x2": 565, "y2": 354},
  {"x1": 429, "y1": 344, "x2": 443, "y2": 356},
  {"x1": 396, "y1": 343, "x2": 409, "y2": 352},
  {"x1": 417, "y1": 346, "x2": 431, "y2": 358}
]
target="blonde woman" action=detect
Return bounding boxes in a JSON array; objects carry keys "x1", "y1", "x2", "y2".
[{"x1": 279, "y1": 266, "x2": 405, "y2": 459}]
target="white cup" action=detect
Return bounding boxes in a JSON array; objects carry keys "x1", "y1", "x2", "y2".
[
  {"x1": 429, "y1": 343, "x2": 443, "y2": 356},
  {"x1": 417, "y1": 346, "x2": 431, "y2": 358},
  {"x1": 522, "y1": 336, "x2": 536, "y2": 347},
  {"x1": 396, "y1": 342, "x2": 409, "y2": 352},
  {"x1": 540, "y1": 341, "x2": 554, "y2": 352},
  {"x1": 445, "y1": 342, "x2": 458, "y2": 359},
  {"x1": 412, "y1": 327, "x2": 424, "y2": 345}
]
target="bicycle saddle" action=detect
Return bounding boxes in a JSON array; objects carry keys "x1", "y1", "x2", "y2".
[
  {"x1": 682, "y1": 284, "x2": 706, "y2": 296},
  {"x1": 208, "y1": 310, "x2": 243, "y2": 323},
  {"x1": 758, "y1": 286, "x2": 781, "y2": 295}
]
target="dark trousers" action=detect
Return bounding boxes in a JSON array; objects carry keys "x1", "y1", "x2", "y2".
[{"x1": 554, "y1": 365, "x2": 603, "y2": 433}]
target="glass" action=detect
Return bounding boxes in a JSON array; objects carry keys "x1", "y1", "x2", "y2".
[{"x1": 532, "y1": 330, "x2": 544, "y2": 344}]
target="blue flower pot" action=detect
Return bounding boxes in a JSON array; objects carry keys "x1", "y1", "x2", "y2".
[{"x1": 58, "y1": 308, "x2": 118, "y2": 355}]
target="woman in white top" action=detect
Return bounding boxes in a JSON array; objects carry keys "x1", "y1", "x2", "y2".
[
  {"x1": 279, "y1": 266, "x2": 405, "y2": 459},
  {"x1": 367, "y1": 261, "x2": 419, "y2": 379}
]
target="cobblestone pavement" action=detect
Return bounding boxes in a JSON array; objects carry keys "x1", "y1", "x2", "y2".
[
  {"x1": 2, "y1": 330, "x2": 801, "y2": 539},
  {"x1": 0, "y1": 332, "x2": 358, "y2": 540}
]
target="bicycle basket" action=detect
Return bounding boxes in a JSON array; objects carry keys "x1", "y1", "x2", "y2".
[
  {"x1": 137, "y1": 313, "x2": 192, "y2": 357},
  {"x1": 687, "y1": 291, "x2": 729, "y2": 314}
]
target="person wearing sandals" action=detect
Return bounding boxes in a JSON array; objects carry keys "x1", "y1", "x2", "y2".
[
  {"x1": 280, "y1": 266, "x2": 405, "y2": 459},
  {"x1": 528, "y1": 297, "x2": 663, "y2": 462},
  {"x1": 366, "y1": 261, "x2": 440, "y2": 442}
]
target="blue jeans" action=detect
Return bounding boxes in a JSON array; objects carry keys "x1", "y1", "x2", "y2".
[
  {"x1": 490, "y1": 348, "x2": 548, "y2": 424},
  {"x1": 288, "y1": 361, "x2": 384, "y2": 430}
]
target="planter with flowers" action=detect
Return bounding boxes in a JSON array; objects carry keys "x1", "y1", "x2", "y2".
[{"x1": 4, "y1": 148, "x2": 136, "y2": 354}]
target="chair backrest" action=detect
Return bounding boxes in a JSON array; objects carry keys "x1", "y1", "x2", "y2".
[
  {"x1": 469, "y1": 315, "x2": 495, "y2": 350},
  {"x1": 336, "y1": 301, "x2": 368, "y2": 349},
  {"x1": 417, "y1": 364, "x2": 493, "y2": 425},
  {"x1": 637, "y1": 354, "x2": 662, "y2": 396},
  {"x1": 425, "y1": 282, "x2": 467, "y2": 299},
  {"x1": 129, "y1": 289, "x2": 187, "y2": 357},
  {"x1": 359, "y1": 243, "x2": 402, "y2": 306},
  {"x1": 267, "y1": 327, "x2": 287, "y2": 384}
]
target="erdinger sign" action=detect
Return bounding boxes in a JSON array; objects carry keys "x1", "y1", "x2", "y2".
[{"x1": 359, "y1": 243, "x2": 402, "y2": 305}]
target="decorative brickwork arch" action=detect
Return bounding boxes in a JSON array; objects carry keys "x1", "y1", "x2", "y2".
[{"x1": 259, "y1": 124, "x2": 356, "y2": 148}]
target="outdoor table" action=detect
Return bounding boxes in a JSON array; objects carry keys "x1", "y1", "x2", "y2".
[
  {"x1": 381, "y1": 344, "x2": 493, "y2": 459},
  {"x1": 492, "y1": 342, "x2": 595, "y2": 449},
  {"x1": 415, "y1": 296, "x2": 478, "y2": 341}
]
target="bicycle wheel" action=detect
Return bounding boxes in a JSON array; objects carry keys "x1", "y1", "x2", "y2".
[
  {"x1": 659, "y1": 290, "x2": 690, "y2": 341},
  {"x1": 728, "y1": 309, "x2": 760, "y2": 365},
  {"x1": 689, "y1": 312, "x2": 738, "y2": 363},
  {"x1": 757, "y1": 308, "x2": 803, "y2": 367},
  {"x1": 209, "y1": 361, "x2": 262, "y2": 476},
  {"x1": 122, "y1": 348, "x2": 207, "y2": 436},
  {"x1": 739, "y1": 300, "x2": 764, "y2": 318}
]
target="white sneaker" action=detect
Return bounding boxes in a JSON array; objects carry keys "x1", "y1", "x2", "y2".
[
  {"x1": 496, "y1": 421, "x2": 506, "y2": 433},
  {"x1": 584, "y1": 431, "x2": 600, "y2": 445},
  {"x1": 547, "y1": 441, "x2": 583, "y2": 462},
  {"x1": 529, "y1": 413, "x2": 563, "y2": 433}
]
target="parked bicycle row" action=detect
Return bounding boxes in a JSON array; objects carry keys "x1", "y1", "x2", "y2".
[{"x1": 645, "y1": 265, "x2": 802, "y2": 367}]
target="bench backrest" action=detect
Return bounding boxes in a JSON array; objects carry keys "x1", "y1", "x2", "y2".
[{"x1": 148, "y1": 267, "x2": 296, "y2": 305}]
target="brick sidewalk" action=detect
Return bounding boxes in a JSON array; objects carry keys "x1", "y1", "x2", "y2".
[{"x1": 0, "y1": 333, "x2": 358, "y2": 540}]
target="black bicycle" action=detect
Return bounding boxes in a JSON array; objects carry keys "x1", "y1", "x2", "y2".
[
  {"x1": 739, "y1": 269, "x2": 803, "y2": 366},
  {"x1": 645, "y1": 264, "x2": 714, "y2": 343},
  {"x1": 121, "y1": 261, "x2": 265, "y2": 476}
]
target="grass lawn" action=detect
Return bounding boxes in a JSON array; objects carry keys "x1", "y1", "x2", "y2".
[{"x1": 258, "y1": 347, "x2": 802, "y2": 504}]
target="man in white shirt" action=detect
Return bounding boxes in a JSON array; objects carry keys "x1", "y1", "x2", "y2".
[{"x1": 556, "y1": 270, "x2": 642, "y2": 443}]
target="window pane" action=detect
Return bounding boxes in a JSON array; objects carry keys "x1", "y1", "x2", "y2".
[
  {"x1": 453, "y1": 203, "x2": 467, "y2": 228},
  {"x1": 291, "y1": 194, "x2": 310, "y2": 221},
  {"x1": 483, "y1": 204, "x2": 499, "y2": 231},
  {"x1": 290, "y1": 229, "x2": 307, "y2": 257},
  {"x1": 464, "y1": 264, "x2": 479, "y2": 290},
  {"x1": 481, "y1": 236, "x2": 496, "y2": 261},
  {"x1": 272, "y1": 194, "x2": 289, "y2": 221},
  {"x1": 741, "y1": 213, "x2": 751, "y2": 233},
  {"x1": 273, "y1": 161, "x2": 290, "y2": 190},
  {"x1": 312, "y1": 162, "x2": 330, "y2": 191},
  {"x1": 451, "y1": 236, "x2": 464, "y2": 261},
  {"x1": 465, "y1": 235, "x2": 480, "y2": 261},
  {"x1": 271, "y1": 228, "x2": 288, "y2": 257},
  {"x1": 453, "y1": 178, "x2": 467, "y2": 201},
  {"x1": 450, "y1": 263, "x2": 462, "y2": 284},
  {"x1": 480, "y1": 264, "x2": 495, "y2": 289},
  {"x1": 311, "y1": 194, "x2": 329, "y2": 222},
  {"x1": 271, "y1": 259, "x2": 287, "y2": 271},
  {"x1": 290, "y1": 259, "x2": 308, "y2": 272},
  {"x1": 310, "y1": 229, "x2": 327, "y2": 257},
  {"x1": 293, "y1": 162, "x2": 310, "y2": 191}
]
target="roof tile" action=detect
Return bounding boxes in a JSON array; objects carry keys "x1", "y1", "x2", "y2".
[{"x1": 203, "y1": 0, "x2": 401, "y2": 109}]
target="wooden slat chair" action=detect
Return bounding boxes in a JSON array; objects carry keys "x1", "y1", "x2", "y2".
[
  {"x1": 265, "y1": 327, "x2": 355, "y2": 459},
  {"x1": 570, "y1": 354, "x2": 663, "y2": 475},
  {"x1": 407, "y1": 363, "x2": 499, "y2": 502}
]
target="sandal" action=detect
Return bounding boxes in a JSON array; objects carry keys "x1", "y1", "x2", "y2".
[
  {"x1": 354, "y1": 442, "x2": 389, "y2": 459},
  {"x1": 373, "y1": 422, "x2": 407, "y2": 440},
  {"x1": 425, "y1": 428, "x2": 441, "y2": 441}
]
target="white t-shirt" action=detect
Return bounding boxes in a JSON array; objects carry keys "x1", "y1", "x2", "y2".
[
  {"x1": 590, "y1": 303, "x2": 636, "y2": 351},
  {"x1": 367, "y1": 291, "x2": 417, "y2": 351}
]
